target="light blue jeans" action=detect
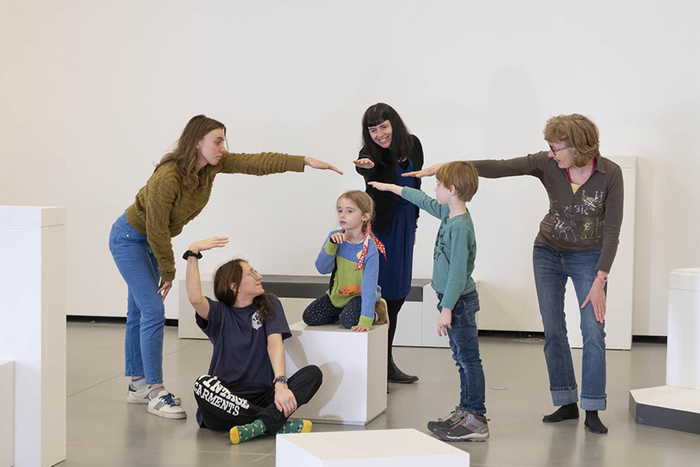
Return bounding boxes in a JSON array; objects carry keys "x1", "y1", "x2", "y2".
[
  {"x1": 533, "y1": 242, "x2": 607, "y2": 411},
  {"x1": 109, "y1": 212, "x2": 165, "y2": 385}
]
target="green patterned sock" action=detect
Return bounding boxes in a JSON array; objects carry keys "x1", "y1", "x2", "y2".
[
  {"x1": 230, "y1": 419, "x2": 266, "y2": 444},
  {"x1": 278, "y1": 419, "x2": 312, "y2": 434}
]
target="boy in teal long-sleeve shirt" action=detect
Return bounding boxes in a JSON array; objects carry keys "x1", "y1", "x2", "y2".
[{"x1": 369, "y1": 161, "x2": 489, "y2": 442}]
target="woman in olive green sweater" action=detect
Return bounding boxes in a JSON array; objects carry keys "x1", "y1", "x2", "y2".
[{"x1": 108, "y1": 114, "x2": 341, "y2": 419}]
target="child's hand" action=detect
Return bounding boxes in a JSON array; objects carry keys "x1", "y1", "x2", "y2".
[
  {"x1": 403, "y1": 162, "x2": 445, "y2": 179},
  {"x1": 330, "y1": 232, "x2": 346, "y2": 244},
  {"x1": 368, "y1": 181, "x2": 401, "y2": 195},
  {"x1": 437, "y1": 308, "x2": 452, "y2": 336},
  {"x1": 353, "y1": 158, "x2": 375, "y2": 170},
  {"x1": 188, "y1": 237, "x2": 229, "y2": 254},
  {"x1": 351, "y1": 325, "x2": 370, "y2": 332}
]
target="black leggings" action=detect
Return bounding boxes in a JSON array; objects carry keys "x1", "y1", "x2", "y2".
[
  {"x1": 386, "y1": 298, "x2": 405, "y2": 359},
  {"x1": 194, "y1": 365, "x2": 323, "y2": 433}
]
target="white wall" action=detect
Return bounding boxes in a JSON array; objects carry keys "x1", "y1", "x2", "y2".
[{"x1": 1, "y1": 1, "x2": 698, "y2": 335}]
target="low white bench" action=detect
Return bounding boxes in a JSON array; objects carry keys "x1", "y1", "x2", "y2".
[
  {"x1": 177, "y1": 275, "x2": 452, "y2": 348},
  {"x1": 0, "y1": 360, "x2": 14, "y2": 467},
  {"x1": 285, "y1": 322, "x2": 388, "y2": 425},
  {"x1": 276, "y1": 428, "x2": 470, "y2": 466},
  {"x1": 629, "y1": 268, "x2": 700, "y2": 434}
]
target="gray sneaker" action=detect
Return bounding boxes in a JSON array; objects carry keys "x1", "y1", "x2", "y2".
[
  {"x1": 435, "y1": 410, "x2": 489, "y2": 442},
  {"x1": 427, "y1": 406, "x2": 464, "y2": 434}
]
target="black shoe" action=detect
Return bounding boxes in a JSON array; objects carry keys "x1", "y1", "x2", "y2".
[
  {"x1": 387, "y1": 356, "x2": 419, "y2": 384},
  {"x1": 543, "y1": 403, "x2": 579, "y2": 423}
]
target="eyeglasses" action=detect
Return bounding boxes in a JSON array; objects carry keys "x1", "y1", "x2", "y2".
[{"x1": 549, "y1": 144, "x2": 571, "y2": 154}]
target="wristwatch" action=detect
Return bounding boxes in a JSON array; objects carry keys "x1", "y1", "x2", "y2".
[
  {"x1": 596, "y1": 272, "x2": 608, "y2": 283},
  {"x1": 273, "y1": 376, "x2": 288, "y2": 385},
  {"x1": 182, "y1": 250, "x2": 203, "y2": 260}
]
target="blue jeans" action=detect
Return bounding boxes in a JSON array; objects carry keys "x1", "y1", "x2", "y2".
[
  {"x1": 533, "y1": 242, "x2": 607, "y2": 411},
  {"x1": 108, "y1": 212, "x2": 165, "y2": 385},
  {"x1": 437, "y1": 290, "x2": 485, "y2": 415}
]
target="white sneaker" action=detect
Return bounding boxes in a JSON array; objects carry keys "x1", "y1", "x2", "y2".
[
  {"x1": 147, "y1": 390, "x2": 187, "y2": 419},
  {"x1": 127, "y1": 384, "x2": 181, "y2": 405}
]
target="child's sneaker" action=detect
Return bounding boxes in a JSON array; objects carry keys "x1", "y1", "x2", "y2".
[
  {"x1": 427, "y1": 406, "x2": 464, "y2": 434},
  {"x1": 127, "y1": 384, "x2": 181, "y2": 405},
  {"x1": 147, "y1": 390, "x2": 187, "y2": 419},
  {"x1": 278, "y1": 419, "x2": 313, "y2": 434},
  {"x1": 374, "y1": 299, "x2": 389, "y2": 325},
  {"x1": 435, "y1": 411, "x2": 489, "y2": 442}
]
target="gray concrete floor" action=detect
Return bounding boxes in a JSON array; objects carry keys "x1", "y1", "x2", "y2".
[{"x1": 62, "y1": 323, "x2": 699, "y2": 466}]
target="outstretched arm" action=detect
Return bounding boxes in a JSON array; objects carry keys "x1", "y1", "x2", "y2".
[
  {"x1": 268, "y1": 333, "x2": 297, "y2": 417},
  {"x1": 185, "y1": 237, "x2": 229, "y2": 320},
  {"x1": 304, "y1": 157, "x2": 343, "y2": 175},
  {"x1": 403, "y1": 162, "x2": 445, "y2": 179},
  {"x1": 367, "y1": 181, "x2": 402, "y2": 196}
]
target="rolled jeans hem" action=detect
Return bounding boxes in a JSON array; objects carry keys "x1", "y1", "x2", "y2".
[
  {"x1": 580, "y1": 395, "x2": 607, "y2": 411},
  {"x1": 551, "y1": 387, "x2": 579, "y2": 406}
]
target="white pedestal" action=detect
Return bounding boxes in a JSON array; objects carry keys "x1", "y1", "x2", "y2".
[
  {"x1": 284, "y1": 322, "x2": 388, "y2": 425},
  {"x1": 630, "y1": 267, "x2": 700, "y2": 434},
  {"x1": 666, "y1": 268, "x2": 700, "y2": 390},
  {"x1": 565, "y1": 156, "x2": 636, "y2": 350},
  {"x1": 0, "y1": 206, "x2": 67, "y2": 467},
  {"x1": 276, "y1": 429, "x2": 470, "y2": 467},
  {"x1": 0, "y1": 360, "x2": 14, "y2": 467}
]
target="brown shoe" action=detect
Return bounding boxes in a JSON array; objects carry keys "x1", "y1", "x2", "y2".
[{"x1": 374, "y1": 299, "x2": 389, "y2": 325}]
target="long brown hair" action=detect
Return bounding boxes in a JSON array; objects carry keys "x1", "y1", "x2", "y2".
[
  {"x1": 213, "y1": 258, "x2": 274, "y2": 323},
  {"x1": 155, "y1": 114, "x2": 227, "y2": 190}
]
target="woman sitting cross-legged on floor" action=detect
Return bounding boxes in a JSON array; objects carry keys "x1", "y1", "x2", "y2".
[{"x1": 185, "y1": 237, "x2": 323, "y2": 444}]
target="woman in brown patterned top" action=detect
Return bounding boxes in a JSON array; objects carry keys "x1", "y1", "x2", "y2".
[
  {"x1": 108, "y1": 114, "x2": 341, "y2": 419},
  {"x1": 405, "y1": 114, "x2": 623, "y2": 434}
]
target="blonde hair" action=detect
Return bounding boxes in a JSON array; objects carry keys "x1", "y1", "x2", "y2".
[
  {"x1": 543, "y1": 114, "x2": 600, "y2": 167},
  {"x1": 337, "y1": 190, "x2": 375, "y2": 231},
  {"x1": 436, "y1": 161, "x2": 479, "y2": 202}
]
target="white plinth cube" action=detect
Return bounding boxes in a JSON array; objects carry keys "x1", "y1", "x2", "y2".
[
  {"x1": 667, "y1": 268, "x2": 700, "y2": 390},
  {"x1": 276, "y1": 429, "x2": 470, "y2": 467},
  {"x1": 0, "y1": 206, "x2": 66, "y2": 467},
  {"x1": 284, "y1": 322, "x2": 388, "y2": 425},
  {"x1": 0, "y1": 360, "x2": 14, "y2": 467}
]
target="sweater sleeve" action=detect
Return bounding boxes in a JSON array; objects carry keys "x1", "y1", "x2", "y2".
[
  {"x1": 358, "y1": 244, "x2": 380, "y2": 328},
  {"x1": 315, "y1": 231, "x2": 340, "y2": 274},
  {"x1": 144, "y1": 170, "x2": 179, "y2": 282},
  {"x1": 439, "y1": 226, "x2": 472, "y2": 310},
  {"x1": 218, "y1": 152, "x2": 305, "y2": 175},
  {"x1": 401, "y1": 187, "x2": 447, "y2": 219},
  {"x1": 355, "y1": 151, "x2": 381, "y2": 181},
  {"x1": 596, "y1": 165, "x2": 624, "y2": 273},
  {"x1": 471, "y1": 152, "x2": 548, "y2": 179}
]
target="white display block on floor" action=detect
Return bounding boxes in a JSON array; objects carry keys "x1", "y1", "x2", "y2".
[
  {"x1": 0, "y1": 360, "x2": 14, "y2": 467},
  {"x1": 630, "y1": 267, "x2": 700, "y2": 434},
  {"x1": 565, "y1": 156, "x2": 636, "y2": 350},
  {"x1": 0, "y1": 206, "x2": 67, "y2": 467},
  {"x1": 276, "y1": 429, "x2": 470, "y2": 467},
  {"x1": 666, "y1": 268, "x2": 700, "y2": 390},
  {"x1": 284, "y1": 322, "x2": 388, "y2": 425}
]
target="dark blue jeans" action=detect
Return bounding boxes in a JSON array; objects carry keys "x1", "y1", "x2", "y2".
[
  {"x1": 437, "y1": 290, "x2": 485, "y2": 415},
  {"x1": 109, "y1": 212, "x2": 165, "y2": 385},
  {"x1": 533, "y1": 242, "x2": 607, "y2": 411}
]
